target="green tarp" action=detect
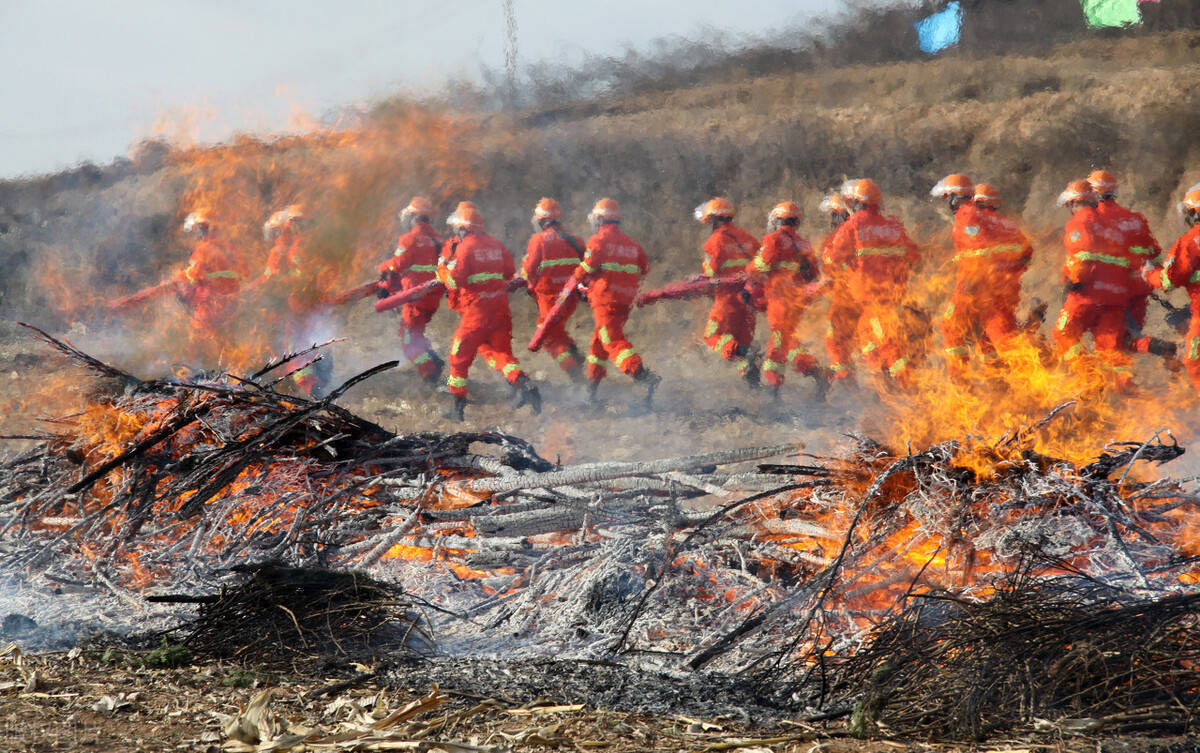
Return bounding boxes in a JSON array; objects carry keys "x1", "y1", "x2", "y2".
[{"x1": 1080, "y1": 0, "x2": 1141, "y2": 27}]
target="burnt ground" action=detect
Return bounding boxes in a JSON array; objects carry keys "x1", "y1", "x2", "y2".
[{"x1": 2, "y1": 648, "x2": 1199, "y2": 753}]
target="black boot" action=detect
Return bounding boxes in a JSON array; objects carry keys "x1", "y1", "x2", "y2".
[
  {"x1": 739, "y1": 348, "x2": 761, "y2": 390},
  {"x1": 442, "y1": 394, "x2": 467, "y2": 422},
  {"x1": 423, "y1": 351, "x2": 445, "y2": 386},
  {"x1": 586, "y1": 378, "x2": 602, "y2": 405},
  {"x1": 564, "y1": 345, "x2": 587, "y2": 383},
  {"x1": 632, "y1": 367, "x2": 661, "y2": 408},
  {"x1": 811, "y1": 368, "x2": 830, "y2": 403},
  {"x1": 512, "y1": 374, "x2": 542, "y2": 415}
]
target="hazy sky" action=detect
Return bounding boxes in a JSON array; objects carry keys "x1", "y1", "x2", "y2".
[{"x1": 0, "y1": 0, "x2": 848, "y2": 179}]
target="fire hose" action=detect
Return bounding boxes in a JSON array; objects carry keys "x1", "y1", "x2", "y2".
[
  {"x1": 375, "y1": 277, "x2": 528, "y2": 314},
  {"x1": 107, "y1": 278, "x2": 182, "y2": 313},
  {"x1": 635, "y1": 273, "x2": 749, "y2": 307}
]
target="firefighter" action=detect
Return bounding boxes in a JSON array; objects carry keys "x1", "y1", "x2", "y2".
[
  {"x1": 1052, "y1": 179, "x2": 1137, "y2": 391},
  {"x1": 935, "y1": 178, "x2": 1034, "y2": 376},
  {"x1": 522, "y1": 197, "x2": 585, "y2": 381},
  {"x1": 439, "y1": 203, "x2": 540, "y2": 421},
  {"x1": 377, "y1": 196, "x2": 445, "y2": 386},
  {"x1": 748, "y1": 201, "x2": 823, "y2": 397},
  {"x1": 261, "y1": 204, "x2": 338, "y2": 397},
  {"x1": 820, "y1": 192, "x2": 856, "y2": 383},
  {"x1": 1088, "y1": 170, "x2": 1162, "y2": 356},
  {"x1": 570, "y1": 198, "x2": 660, "y2": 406},
  {"x1": 1147, "y1": 185, "x2": 1200, "y2": 390},
  {"x1": 824, "y1": 179, "x2": 921, "y2": 385},
  {"x1": 695, "y1": 197, "x2": 761, "y2": 387},
  {"x1": 178, "y1": 209, "x2": 247, "y2": 364}
]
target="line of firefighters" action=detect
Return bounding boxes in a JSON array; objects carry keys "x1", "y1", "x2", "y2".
[{"x1": 119, "y1": 171, "x2": 1200, "y2": 420}]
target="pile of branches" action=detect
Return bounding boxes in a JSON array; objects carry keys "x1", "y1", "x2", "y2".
[
  {"x1": 827, "y1": 568, "x2": 1200, "y2": 740},
  {"x1": 168, "y1": 563, "x2": 427, "y2": 666}
]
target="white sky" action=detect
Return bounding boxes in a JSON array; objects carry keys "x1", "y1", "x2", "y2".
[{"x1": 0, "y1": 0, "x2": 847, "y2": 178}]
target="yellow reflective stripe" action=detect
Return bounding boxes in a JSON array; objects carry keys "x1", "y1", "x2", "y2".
[
  {"x1": 1129, "y1": 246, "x2": 1156, "y2": 256},
  {"x1": 785, "y1": 347, "x2": 806, "y2": 360},
  {"x1": 412, "y1": 353, "x2": 432, "y2": 365},
  {"x1": 539, "y1": 257, "x2": 579, "y2": 269},
  {"x1": 944, "y1": 345, "x2": 970, "y2": 357},
  {"x1": 702, "y1": 260, "x2": 716, "y2": 277},
  {"x1": 856, "y1": 246, "x2": 907, "y2": 257},
  {"x1": 408, "y1": 264, "x2": 437, "y2": 273},
  {"x1": 1189, "y1": 338, "x2": 1200, "y2": 361},
  {"x1": 467, "y1": 272, "x2": 505, "y2": 284},
  {"x1": 204, "y1": 270, "x2": 240, "y2": 280},
  {"x1": 719, "y1": 258, "x2": 747, "y2": 270},
  {"x1": 704, "y1": 319, "x2": 719, "y2": 338},
  {"x1": 1189, "y1": 270, "x2": 1200, "y2": 284},
  {"x1": 580, "y1": 261, "x2": 596, "y2": 274},
  {"x1": 1056, "y1": 310, "x2": 1070, "y2": 331},
  {"x1": 599, "y1": 262, "x2": 641, "y2": 274},
  {"x1": 871, "y1": 317, "x2": 884, "y2": 339},
  {"x1": 753, "y1": 256, "x2": 770, "y2": 273},
  {"x1": 1064, "y1": 343, "x2": 1086, "y2": 361},
  {"x1": 447, "y1": 375, "x2": 467, "y2": 388},
  {"x1": 615, "y1": 348, "x2": 638, "y2": 366},
  {"x1": 1072, "y1": 251, "x2": 1129, "y2": 268},
  {"x1": 714, "y1": 334, "x2": 733, "y2": 353},
  {"x1": 888, "y1": 357, "x2": 909, "y2": 376},
  {"x1": 586, "y1": 354, "x2": 605, "y2": 365},
  {"x1": 829, "y1": 363, "x2": 849, "y2": 372},
  {"x1": 944, "y1": 302, "x2": 956, "y2": 318},
  {"x1": 861, "y1": 341, "x2": 878, "y2": 355},
  {"x1": 778, "y1": 260, "x2": 800, "y2": 272},
  {"x1": 763, "y1": 359, "x2": 783, "y2": 372},
  {"x1": 554, "y1": 351, "x2": 572, "y2": 363},
  {"x1": 502, "y1": 363, "x2": 521, "y2": 376},
  {"x1": 450, "y1": 338, "x2": 462, "y2": 355},
  {"x1": 952, "y1": 243, "x2": 1023, "y2": 263},
  {"x1": 599, "y1": 326, "x2": 612, "y2": 345}
]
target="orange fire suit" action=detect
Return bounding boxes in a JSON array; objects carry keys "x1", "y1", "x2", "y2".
[
  {"x1": 822, "y1": 234, "x2": 857, "y2": 381},
  {"x1": 523, "y1": 226, "x2": 584, "y2": 373},
  {"x1": 702, "y1": 224, "x2": 760, "y2": 376},
  {"x1": 178, "y1": 235, "x2": 248, "y2": 362},
  {"x1": 440, "y1": 231, "x2": 527, "y2": 399},
  {"x1": 263, "y1": 232, "x2": 339, "y2": 396},
  {"x1": 1052, "y1": 206, "x2": 1136, "y2": 386},
  {"x1": 750, "y1": 226, "x2": 821, "y2": 386},
  {"x1": 571, "y1": 224, "x2": 649, "y2": 382},
  {"x1": 379, "y1": 221, "x2": 444, "y2": 379},
  {"x1": 940, "y1": 203, "x2": 1033, "y2": 374},
  {"x1": 1097, "y1": 199, "x2": 1161, "y2": 353},
  {"x1": 824, "y1": 207, "x2": 921, "y2": 382},
  {"x1": 1148, "y1": 225, "x2": 1200, "y2": 390}
]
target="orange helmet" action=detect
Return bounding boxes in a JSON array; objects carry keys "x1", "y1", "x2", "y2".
[
  {"x1": 588, "y1": 198, "x2": 621, "y2": 225},
  {"x1": 694, "y1": 197, "x2": 736, "y2": 223},
  {"x1": 183, "y1": 209, "x2": 213, "y2": 234},
  {"x1": 533, "y1": 197, "x2": 563, "y2": 222},
  {"x1": 930, "y1": 173, "x2": 974, "y2": 199},
  {"x1": 447, "y1": 203, "x2": 485, "y2": 231},
  {"x1": 1057, "y1": 180, "x2": 1097, "y2": 208},
  {"x1": 839, "y1": 179, "x2": 863, "y2": 200},
  {"x1": 1179, "y1": 184, "x2": 1200, "y2": 216},
  {"x1": 973, "y1": 183, "x2": 1002, "y2": 208},
  {"x1": 848, "y1": 178, "x2": 882, "y2": 207},
  {"x1": 400, "y1": 196, "x2": 434, "y2": 219},
  {"x1": 285, "y1": 204, "x2": 307, "y2": 221},
  {"x1": 819, "y1": 194, "x2": 848, "y2": 215},
  {"x1": 1087, "y1": 170, "x2": 1119, "y2": 196},
  {"x1": 768, "y1": 201, "x2": 802, "y2": 223}
]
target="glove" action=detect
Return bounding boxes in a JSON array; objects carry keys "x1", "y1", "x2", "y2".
[{"x1": 739, "y1": 288, "x2": 753, "y2": 304}]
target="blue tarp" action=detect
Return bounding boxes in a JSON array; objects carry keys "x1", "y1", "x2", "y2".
[{"x1": 915, "y1": 1, "x2": 963, "y2": 55}]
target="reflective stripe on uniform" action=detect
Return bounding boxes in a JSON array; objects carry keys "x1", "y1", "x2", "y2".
[
  {"x1": 719, "y1": 258, "x2": 747, "y2": 270},
  {"x1": 1129, "y1": 246, "x2": 1156, "y2": 256},
  {"x1": 447, "y1": 375, "x2": 467, "y2": 388},
  {"x1": 1056, "y1": 310, "x2": 1070, "y2": 331},
  {"x1": 599, "y1": 326, "x2": 612, "y2": 345},
  {"x1": 451, "y1": 338, "x2": 462, "y2": 355},
  {"x1": 753, "y1": 256, "x2": 770, "y2": 273},
  {"x1": 714, "y1": 334, "x2": 733, "y2": 354},
  {"x1": 599, "y1": 262, "x2": 641, "y2": 274},
  {"x1": 408, "y1": 264, "x2": 437, "y2": 273},
  {"x1": 944, "y1": 302, "x2": 955, "y2": 319},
  {"x1": 952, "y1": 243, "x2": 1023, "y2": 263},
  {"x1": 1189, "y1": 270, "x2": 1200, "y2": 284},
  {"x1": 539, "y1": 257, "x2": 579, "y2": 269},
  {"x1": 770, "y1": 330, "x2": 782, "y2": 348},
  {"x1": 1064, "y1": 343, "x2": 1086, "y2": 361},
  {"x1": 204, "y1": 270, "x2": 240, "y2": 280},
  {"x1": 888, "y1": 357, "x2": 909, "y2": 377},
  {"x1": 763, "y1": 359, "x2": 783, "y2": 372},
  {"x1": 502, "y1": 363, "x2": 521, "y2": 377},
  {"x1": 1072, "y1": 251, "x2": 1129, "y2": 268},
  {"x1": 785, "y1": 347, "x2": 806, "y2": 361},
  {"x1": 861, "y1": 341, "x2": 877, "y2": 355},
  {"x1": 829, "y1": 362, "x2": 849, "y2": 372},
  {"x1": 587, "y1": 354, "x2": 605, "y2": 365},
  {"x1": 1189, "y1": 337, "x2": 1200, "y2": 362},
  {"x1": 705, "y1": 319, "x2": 719, "y2": 338},
  {"x1": 412, "y1": 352, "x2": 432, "y2": 365},
  {"x1": 615, "y1": 348, "x2": 638, "y2": 366},
  {"x1": 580, "y1": 261, "x2": 596, "y2": 274},
  {"x1": 944, "y1": 345, "x2": 970, "y2": 357},
  {"x1": 871, "y1": 317, "x2": 884, "y2": 340},
  {"x1": 467, "y1": 272, "x2": 505, "y2": 285}
]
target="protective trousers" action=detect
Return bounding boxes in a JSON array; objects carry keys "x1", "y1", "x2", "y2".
[
  {"x1": 703, "y1": 292, "x2": 756, "y2": 375},
  {"x1": 825, "y1": 293, "x2": 858, "y2": 380},
  {"x1": 1183, "y1": 316, "x2": 1200, "y2": 392},
  {"x1": 940, "y1": 289, "x2": 1019, "y2": 375},
  {"x1": 185, "y1": 298, "x2": 237, "y2": 365},
  {"x1": 763, "y1": 297, "x2": 817, "y2": 387},
  {"x1": 1053, "y1": 292, "x2": 1134, "y2": 387},
  {"x1": 856, "y1": 302, "x2": 912, "y2": 386},
  {"x1": 446, "y1": 306, "x2": 525, "y2": 398},
  {"x1": 400, "y1": 296, "x2": 441, "y2": 379},
  {"x1": 586, "y1": 302, "x2": 642, "y2": 381},
  {"x1": 534, "y1": 292, "x2": 580, "y2": 372}
]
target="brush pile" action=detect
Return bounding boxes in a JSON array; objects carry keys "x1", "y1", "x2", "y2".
[{"x1": 4, "y1": 326, "x2": 1200, "y2": 742}]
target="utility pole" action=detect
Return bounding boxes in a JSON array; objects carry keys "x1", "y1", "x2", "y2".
[{"x1": 503, "y1": 0, "x2": 517, "y2": 108}]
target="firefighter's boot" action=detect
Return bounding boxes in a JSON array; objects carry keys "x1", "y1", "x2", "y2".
[
  {"x1": 442, "y1": 394, "x2": 467, "y2": 422},
  {"x1": 738, "y1": 346, "x2": 761, "y2": 390},
  {"x1": 423, "y1": 351, "x2": 446, "y2": 387},
  {"x1": 512, "y1": 374, "x2": 542, "y2": 415},
  {"x1": 586, "y1": 378, "x2": 602, "y2": 407},
  {"x1": 564, "y1": 344, "x2": 587, "y2": 384},
  {"x1": 633, "y1": 367, "x2": 661, "y2": 408}
]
